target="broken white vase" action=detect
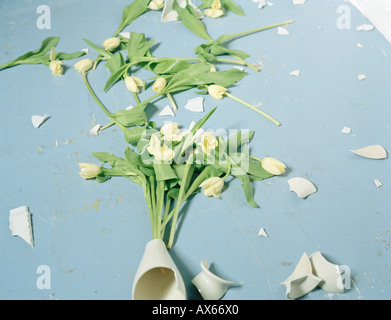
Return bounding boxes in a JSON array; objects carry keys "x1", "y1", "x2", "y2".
[
  {"x1": 288, "y1": 177, "x2": 317, "y2": 198},
  {"x1": 192, "y1": 259, "x2": 236, "y2": 300},
  {"x1": 350, "y1": 145, "x2": 387, "y2": 159},
  {"x1": 9, "y1": 206, "x2": 34, "y2": 247},
  {"x1": 309, "y1": 251, "x2": 345, "y2": 293},
  {"x1": 132, "y1": 239, "x2": 186, "y2": 300},
  {"x1": 281, "y1": 253, "x2": 322, "y2": 299},
  {"x1": 161, "y1": 0, "x2": 202, "y2": 22}
]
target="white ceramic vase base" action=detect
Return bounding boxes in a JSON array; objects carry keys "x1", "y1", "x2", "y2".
[{"x1": 132, "y1": 239, "x2": 186, "y2": 300}]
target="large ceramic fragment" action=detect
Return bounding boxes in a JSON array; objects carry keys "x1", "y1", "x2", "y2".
[
  {"x1": 9, "y1": 206, "x2": 34, "y2": 247},
  {"x1": 350, "y1": 145, "x2": 387, "y2": 159},
  {"x1": 309, "y1": 251, "x2": 344, "y2": 293},
  {"x1": 192, "y1": 259, "x2": 236, "y2": 300},
  {"x1": 281, "y1": 253, "x2": 322, "y2": 299},
  {"x1": 288, "y1": 177, "x2": 317, "y2": 198}
]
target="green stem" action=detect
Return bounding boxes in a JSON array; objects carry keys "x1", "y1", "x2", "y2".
[
  {"x1": 166, "y1": 93, "x2": 177, "y2": 111},
  {"x1": 167, "y1": 159, "x2": 193, "y2": 249},
  {"x1": 155, "y1": 180, "x2": 165, "y2": 240},
  {"x1": 224, "y1": 92, "x2": 281, "y2": 126}
]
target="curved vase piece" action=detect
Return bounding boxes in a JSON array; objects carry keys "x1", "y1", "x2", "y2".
[
  {"x1": 309, "y1": 251, "x2": 344, "y2": 293},
  {"x1": 281, "y1": 253, "x2": 322, "y2": 299},
  {"x1": 350, "y1": 145, "x2": 387, "y2": 159},
  {"x1": 288, "y1": 177, "x2": 317, "y2": 198},
  {"x1": 192, "y1": 259, "x2": 235, "y2": 300},
  {"x1": 132, "y1": 239, "x2": 186, "y2": 300}
]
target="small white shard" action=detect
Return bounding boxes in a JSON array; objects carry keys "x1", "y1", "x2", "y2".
[
  {"x1": 159, "y1": 105, "x2": 175, "y2": 117},
  {"x1": 350, "y1": 145, "x2": 387, "y2": 159},
  {"x1": 9, "y1": 206, "x2": 34, "y2": 247},
  {"x1": 375, "y1": 179, "x2": 383, "y2": 188},
  {"x1": 184, "y1": 97, "x2": 204, "y2": 113},
  {"x1": 89, "y1": 124, "x2": 101, "y2": 136},
  {"x1": 277, "y1": 27, "x2": 290, "y2": 35},
  {"x1": 358, "y1": 74, "x2": 367, "y2": 81},
  {"x1": 81, "y1": 48, "x2": 89, "y2": 54},
  {"x1": 233, "y1": 66, "x2": 246, "y2": 72},
  {"x1": 341, "y1": 126, "x2": 351, "y2": 134},
  {"x1": 252, "y1": 0, "x2": 266, "y2": 8},
  {"x1": 119, "y1": 32, "x2": 131, "y2": 39},
  {"x1": 293, "y1": 0, "x2": 306, "y2": 4},
  {"x1": 290, "y1": 69, "x2": 301, "y2": 76},
  {"x1": 357, "y1": 43, "x2": 364, "y2": 48},
  {"x1": 126, "y1": 105, "x2": 134, "y2": 110},
  {"x1": 258, "y1": 228, "x2": 269, "y2": 237},
  {"x1": 357, "y1": 24, "x2": 375, "y2": 31},
  {"x1": 288, "y1": 177, "x2": 317, "y2": 198},
  {"x1": 161, "y1": 0, "x2": 202, "y2": 22},
  {"x1": 32, "y1": 114, "x2": 49, "y2": 128}
]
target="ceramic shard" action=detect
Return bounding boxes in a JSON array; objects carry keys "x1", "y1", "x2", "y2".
[
  {"x1": 184, "y1": 97, "x2": 204, "y2": 113},
  {"x1": 358, "y1": 74, "x2": 367, "y2": 81},
  {"x1": 32, "y1": 114, "x2": 49, "y2": 128},
  {"x1": 277, "y1": 27, "x2": 290, "y2": 35},
  {"x1": 161, "y1": 0, "x2": 202, "y2": 22},
  {"x1": 281, "y1": 253, "x2": 322, "y2": 299},
  {"x1": 341, "y1": 126, "x2": 351, "y2": 134},
  {"x1": 258, "y1": 227, "x2": 269, "y2": 237},
  {"x1": 309, "y1": 251, "x2": 345, "y2": 293},
  {"x1": 89, "y1": 124, "x2": 101, "y2": 136},
  {"x1": 9, "y1": 206, "x2": 34, "y2": 247},
  {"x1": 290, "y1": 69, "x2": 301, "y2": 76},
  {"x1": 119, "y1": 32, "x2": 131, "y2": 39},
  {"x1": 288, "y1": 177, "x2": 317, "y2": 198},
  {"x1": 293, "y1": 0, "x2": 306, "y2": 4},
  {"x1": 350, "y1": 145, "x2": 387, "y2": 159},
  {"x1": 356, "y1": 24, "x2": 375, "y2": 31},
  {"x1": 375, "y1": 179, "x2": 383, "y2": 187},
  {"x1": 159, "y1": 105, "x2": 176, "y2": 117},
  {"x1": 81, "y1": 48, "x2": 89, "y2": 54}
]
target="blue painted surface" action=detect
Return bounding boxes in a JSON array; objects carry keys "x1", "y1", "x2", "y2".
[{"x1": 0, "y1": 0, "x2": 390, "y2": 300}]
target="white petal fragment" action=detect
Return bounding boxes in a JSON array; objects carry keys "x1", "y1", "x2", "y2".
[
  {"x1": 32, "y1": 114, "x2": 49, "y2": 128},
  {"x1": 350, "y1": 145, "x2": 387, "y2": 159},
  {"x1": 277, "y1": 27, "x2": 290, "y2": 35},
  {"x1": 119, "y1": 32, "x2": 131, "y2": 39},
  {"x1": 290, "y1": 69, "x2": 301, "y2": 76},
  {"x1": 288, "y1": 177, "x2": 317, "y2": 198},
  {"x1": 341, "y1": 126, "x2": 351, "y2": 134},
  {"x1": 293, "y1": 0, "x2": 306, "y2": 4},
  {"x1": 184, "y1": 97, "x2": 204, "y2": 113},
  {"x1": 9, "y1": 206, "x2": 34, "y2": 247},
  {"x1": 358, "y1": 74, "x2": 367, "y2": 81},
  {"x1": 159, "y1": 105, "x2": 176, "y2": 117},
  {"x1": 258, "y1": 227, "x2": 269, "y2": 237},
  {"x1": 89, "y1": 124, "x2": 101, "y2": 136},
  {"x1": 375, "y1": 179, "x2": 383, "y2": 188},
  {"x1": 357, "y1": 24, "x2": 375, "y2": 31},
  {"x1": 81, "y1": 48, "x2": 89, "y2": 54}
]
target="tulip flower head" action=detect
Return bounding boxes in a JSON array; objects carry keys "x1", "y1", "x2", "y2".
[
  {"x1": 102, "y1": 37, "x2": 121, "y2": 51},
  {"x1": 153, "y1": 77, "x2": 167, "y2": 93},
  {"x1": 200, "y1": 176, "x2": 224, "y2": 198},
  {"x1": 199, "y1": 131, "x2": 218, "y2": 154},
  {"x1": 49, "y1": 60, "x2": 63, "y2": 76},
  {"x1": 74, "y1": 58, "x2": 93, "y2": 73},
  {"x1": 208, "y1": 85, "x2": 227, "y2": 100},
  {"x1": 79, "y1": 163, "x2": 102, "y2": 179},
  {"x1": 205, "y1": 0, "x2": 224, "y2": 18},
  {"x1": 148, "y1": 0, "x2": 164, "y2": 10},
  {"x1": 261, "y1": 157, "x2": 286, "y2": 175},
  {"x1": 125, "y1": 76, "x2": 144, "y2": 93}
]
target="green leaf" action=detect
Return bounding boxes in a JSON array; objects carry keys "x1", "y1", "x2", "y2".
[
  {"x1": 92, "y1": 152, "x2": 125, "y2": 168},
  {"x1": 127, "y1": 32, "x2": 155, "y2": 59},
  {"x1": 247, "y1": 158, "x2": 274, "y2": 181},
  {"x1": 221, "y1": 0, "x2": 245, "y2": 16},
  {"x1": 105, "y1": 52, "x2": 125, "y2": 75},
  {"x1": 197, "y1": 67, "x2": 247, "y2": 87},
  {"x1": 111, "y1": 107, "x2": 148, "y2": 128},
  {"x1": 125, "y1": 126, "x2": 148, "y2": 146},
  {"x1": 83, "y1": 38, "x2": 113, "y2": 59},
  {"x1": 114, "y1": 0, "x2": 150, "y2": 36},
  {"x1": 125, "y1": 146, "x2": 142, "y2": 165},
  {"x1": 239, "y1": 174, "x2": 259, "y2": 208},
  {"x1": 210, "y1": 44, "x2": 250, "y2": 59},
  {"x1": 153, "y1": 163, "x2": 178, "y2": 181},
  {"x1": 147, "y1": 59, "x2": 192, "y2": 75},
  {"x1": 227, "y1": 130, "x2": 254, "y2": 153},
  {"x1": 55, "y1": 50, "x2": 86, "y2": 61},
  {"x1": 104, "y1": 63, "x2": 130, "y2": 91},
  {"x1": 173, "y1": 0, "x2": 213, "y2": 41}
]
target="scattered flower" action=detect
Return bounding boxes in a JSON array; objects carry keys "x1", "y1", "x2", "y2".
[
  {"x1": 160, "y1": 122, "x2": 180, "y2": 136},
  {"x1": 79, "y1": 163, "x2": 102, "y2": 179},
  {"x1": 153, "y1": 77, "x2": 167, "y2": 92},
  {"x1": 154, "y1": 145, "x2": 175, "y2": 162},
  {"x1": 74, "y1": 58, "x2": 93, "y2": 73},
  {"x1": 261, "y1": 157, "x2": 286, "y2": 175},
  {"x1": 102, "y1": 37, "x2": 121, "y2": 51},
  {"x1": 49, "y1": 60, "x2": 63, "y2": 76},
  {"x1": 149, "y1": 0, "x2": 164, "y2": 10},
  {"x1": 199, "y1": 131, "x2": 218, "y2": 154},
  {"x1": 205, "y1": 0, "x2": 224, "y2": 18},
  {"x1": 200, "y1": 176, "x2": 224, "y2": 198},
  {"x1": 125, "y1": 75, "x2": 144, "y2": 93},
  {"x1": 208, "y1": 84, "x2": 227, "y2": 100}
]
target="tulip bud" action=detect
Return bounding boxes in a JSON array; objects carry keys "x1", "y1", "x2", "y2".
[
  {"x1": 102, "y1": 37, "x2": 121, "y2": 51},
  {"x1": 153, "y1": 77, "x2": 167, "y2": 93},
  {"x1": 199, "y1": 132, "x2": 218, "y2": 154},
  {"x1": 200, "y1": 176, "x2": 224, "y2": 198},
  {"x1": 208, "y1": 85, "x2": 227, "y2": 100},
  {"x1": 74, "y1": 58, "x2": 93, "y2": 73},
  {"x1": 125, "y1": 76, "x2": 144, "y2": 93},
  {"x1": 211, "y1": 0, "x2": 222, "y2": 9},
  {"x1": 160, "y1": 122, "x2": 180, "y2": 137},
  {"x1": 205, "y1": 9, "x2": 224, "y2": 18},
  {"x1": 148, "y1": 0, "x2": 164, "y2": 10},
  {"x1": 79, "y1": 163, "x2": 102, "y2": 179},
  {"x1": 261, "y1": 157, "x2": 286, "y2": 175},
  {"x1": 49, "y1": 60, "x2": 63, "y2": 76}
]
